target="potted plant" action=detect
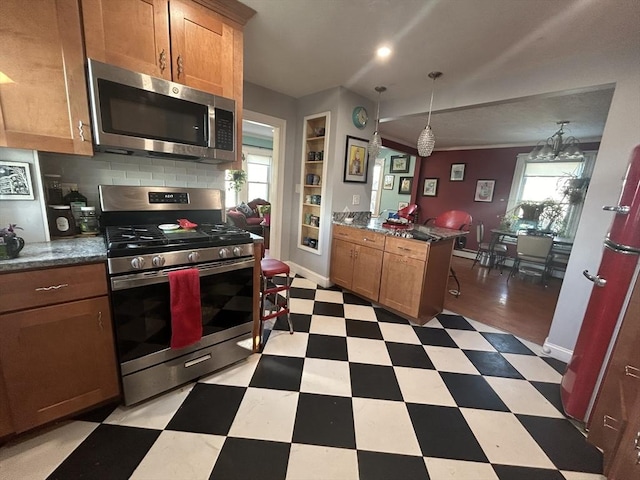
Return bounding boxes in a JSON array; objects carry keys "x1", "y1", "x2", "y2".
[
  {"x1": 0, "y1": 224, "x2": 25, "y2": 259},
  {"x1": 257, "y1": 203, "x2": 271, "y2": 226},
  {"x1": 226, "y1": 169, "x2": 247, "y2": 192},
  {"x1": 518, "y1": 201, "x2": 543, "y2": 222},
  {"x1": 559, "y1": 176, "x2": 590, "y2": 204}
]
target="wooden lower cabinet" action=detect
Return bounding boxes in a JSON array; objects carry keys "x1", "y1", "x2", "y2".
[{"x1": 379, "y1": 252, "x2": 425, "y2": 317}]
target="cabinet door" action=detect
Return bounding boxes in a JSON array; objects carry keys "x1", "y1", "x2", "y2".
[
  {"x1": 82, "y1": 0, "x2": 171, "y2": 79},
  {"x1": 379, "y1": 252, "x2": 425, "y2": 317},
  {"x1": 352, "y1": 245, "x2": 383, "y2": 301},
  {"x1": 330, "y1": 239, "x2": 354, "y2": 289},
  {"x1": 0, "y1": 358, "x2": 14, "y2": 438},
  {"x1": 0, "y1": 297, "x2": 120, "y2": 433},
  {"x1": 0, "y1": 0, "x2": 92, "y2": 155}
]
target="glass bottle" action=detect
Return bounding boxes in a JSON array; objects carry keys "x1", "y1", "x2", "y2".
[
  {"x1": 63, "y1": 188, "x2": 87, "y2": 229},
  {"x1": 79, "y1": 206, "x2": 99, "y2": 235},
  {"x1": 44, "y1": 174, "x2": 63, "y2": 204}
]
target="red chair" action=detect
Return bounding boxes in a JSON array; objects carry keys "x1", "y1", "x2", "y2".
[
  {"x1": 259, "y1": 257, "x2": 293, "y2": 350},
  {"x1": 425, "y1": 210, "x2": 473, "y2": 297}
]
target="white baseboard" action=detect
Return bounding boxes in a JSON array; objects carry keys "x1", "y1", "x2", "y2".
[
  {"x1": 542, "y1": 338, "x2": 573, "y2": 363},
  {"x1": 286, "y1": 262, "x2": 332, "y2": 288}
]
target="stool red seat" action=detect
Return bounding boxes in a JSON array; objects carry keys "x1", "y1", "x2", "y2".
[{"x1": 259, "y1": 257, "x2": 293, "y2": 349}]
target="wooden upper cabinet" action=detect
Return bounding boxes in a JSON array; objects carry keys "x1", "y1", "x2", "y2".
[
  {"x1": 82, "y1": 0, "x2": 172, "y2": 79},
  {"x1": 0, "y1": 0, "x2": 92, "y2": 155}
]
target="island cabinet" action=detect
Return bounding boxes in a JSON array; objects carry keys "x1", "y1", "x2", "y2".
[
  {"x1": 0, "y1": 263, "x2": 120, "y2": 435},
  {"x1": 330, "y1": 225, "x2": 385, "y2": 301},
  {"x1": 0, "y1": 0, "x2": 92, "y2": 155}
]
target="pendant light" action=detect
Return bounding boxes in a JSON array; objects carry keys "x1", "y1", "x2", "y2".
[
  {"x1": 368, "y1": 86, "x2": 387, "y2": 159},
  {"x1": 417, "y1": 71, "x2": 442, "y2": 157},
  {"x1": 528, "y1": 121, "x2": 584, "y2": 161}
]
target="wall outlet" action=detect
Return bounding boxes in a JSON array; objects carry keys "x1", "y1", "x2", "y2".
[{"x1": 352, "y1": 194, "x2": 360, "y2": 205}]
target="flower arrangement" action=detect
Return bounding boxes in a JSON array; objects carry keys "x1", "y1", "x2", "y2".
[{"x1": 0, "y1": 223, "x2": 22, "y2": 239}]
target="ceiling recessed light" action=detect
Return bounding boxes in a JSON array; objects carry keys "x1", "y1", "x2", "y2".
[{"x1": 376, "y1": 46, "x2": 391, "y2": 58}]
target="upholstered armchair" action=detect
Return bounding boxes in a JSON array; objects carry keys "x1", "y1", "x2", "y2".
[{"x1": 227, "y1": 198, "x2": 270, "y2": 235}]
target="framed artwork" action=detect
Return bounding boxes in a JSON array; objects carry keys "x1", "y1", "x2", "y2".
[
  {"x1": 390, "y1": 154, "x2": 410, "y2": 173},
  {"x1": 474, "y1": 179, "x2": 496, "y2": 202},
  {"x1": 383, "y1": 174, "x2": 394, "y2": 190},
  {"x1": 343, "y1": 135, "x2": 369, "y2": 183},
  {"x1": 423, "y1": 178, "x2": 439, "y2": 197},
  {"x1": 450, "y1": 163, "x2": 466, "y2": 181},
  {"x1": 398, "y1": 202, "x2": 409, "y2": 210},
  {"x1": 0, "y1": 160, "x2": 34, "y2": 200},
  {"x1": 398, "y1": 176, "x2": 413, "y2": 194}
]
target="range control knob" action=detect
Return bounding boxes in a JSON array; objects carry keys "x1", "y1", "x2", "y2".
[
  {"x1": 152, "y1": 255, "x2": 166, "y2": 267},
  {"x1": 130, "y1": 256, "x2": 146, "y2": 270},
  {"x1": 187, "y1": 251, "x2": 200, "y2": 263},
  {"x1": 219, "y1": 248, "x2": 230, "y2": 259},
  {"x1": 233, "y1": 246, "x2": 243, "y2": 257}
]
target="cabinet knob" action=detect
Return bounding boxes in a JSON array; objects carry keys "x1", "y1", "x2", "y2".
[{"x1": 159, "y1": 49, "x2": 167, "y2": 72}]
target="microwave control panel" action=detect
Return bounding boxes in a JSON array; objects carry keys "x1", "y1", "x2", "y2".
[{"x1": 214, "y1": 108, "x2": 234, "y2": 151}]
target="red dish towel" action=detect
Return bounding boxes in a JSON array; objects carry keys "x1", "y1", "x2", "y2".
[{"x1": 169, "y1": 268, "x2": 203, "y2": 349}]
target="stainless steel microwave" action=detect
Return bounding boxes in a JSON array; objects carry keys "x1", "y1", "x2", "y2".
[{"x1": 86, "y1": 59, "x2": 235, "y2": 163}]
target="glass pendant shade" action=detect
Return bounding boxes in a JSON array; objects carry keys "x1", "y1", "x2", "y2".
[
  {"x1": 529, "y1": 121, "x2": 584, "y2": 161},
  {"x1": 368, "y1": 131, "x2": 382, "y2": 159},
  {"x1": 417, "y1": 125, "x2": 435, "y2": 157}
]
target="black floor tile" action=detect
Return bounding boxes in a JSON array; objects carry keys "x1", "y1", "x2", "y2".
[
  {"x1": 273, "y1": 313, "x2": 311, "y2": 332},
  {"x1": 480, "y1": 332, "x2": 535, "y2": 355},
  {"x1": 47, "y1": 424, "x2": 160, "y2": 480},
  {"x1": 542, "y1": 356, "x2": 568, "y2": 375},
  {"x1": 464, "y1": 351, "x2": 525, "y2": 379},
  {"x1": 318, "y1": 283, "x2": 342, "y2": 291},
  {"x1": 492, "y1": 464, "x2": 566, "y2": 480},
  {"x1": 406, "y1": 403, "x2": 487, "y2": 462},
  {"x1": 306, "y1": 334, "x2": 348, "y2": 361},
  {"x1": 249, "y1": 355, "x2": 304, "y2": 391},
  {"x1": 343, "y1": 292, "x2": 372, "y2": 305},
  {"x1": 313, "y1": 301, "x2": 345, "y2": 317},
  {"x1": 289, "y1": 287, "x2": 316, "y2": 299},
  {"x1": 349, "y1": 363, "x2": 403, "y2": 401},
  {"x1": 374, "y1": 308, "x2": 409, "y2": 324},
  {"x1": 517, "y1": 414, "x2": 603, "y2": 473},
  {"x1": 292, "y1": 393, "x2": 356, "y2": 449},
  {"x1": 72, "y1": 401, "x2": 119, "y2": 423},
  {"x1": 166, "y1": 383, "x2": 246, "y2": 435},
  {"x1": 357, "y1": 450, "x2": 430, "y2": 480},
  {"x1": 531, "y1": 381, "x2": 565, "y2": 414},
  {"x1": 413, "y1": 327, "x2": 457, "y2": 347},
  {"x1": 386, "y1": 342, "x2": 435, "y2": 369},
  {"x1": 345, "y1": 319, "x2": 383, "y2": 339},
  {"x1": 436, "y1": 313, "x2": 475, "y2": 330},
  {"x1": 209, "y1": 437, "x2": 290, "y2": 480},
  {"x1": 440, "y1": 372, "x2": 509, "y2": 411}
]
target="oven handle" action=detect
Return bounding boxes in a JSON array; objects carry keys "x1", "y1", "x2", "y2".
[{"x1": 110, "y1": 258, "x2": 254, "y2": 291}]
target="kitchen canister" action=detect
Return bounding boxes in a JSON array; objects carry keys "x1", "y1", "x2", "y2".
[
  {"x1": 79, "y1": 206, "x2": 99, "y2": 235},
  {"x1": 48, "y1": 205, "x2": 76, "y2": 237}
]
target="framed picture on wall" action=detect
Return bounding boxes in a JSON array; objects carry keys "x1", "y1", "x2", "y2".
[
  {"x1": 398, "y1": 176, "x2": 412, "y2": 194},
  {"x1": 450, "y1": 163, "x2": 466, "y2": 181},
  {"x1": 423, "y1": 178, "x2": 438, "y2": 197},
  {"x1": 383, "y1": 175, "x2": 394, "y2": 190},
  {"x1": 390, "y1": 154, "x2": 410, "y2": 173},
  {"x1": 343, "y1": 135, "x2": 369, "y2": 183},
  {"x1": 0, "y1": 160, "x2": 35, "y2": 200},
  {"x1": 474, "y1": 179, "x2": 496, "y2": 202}
]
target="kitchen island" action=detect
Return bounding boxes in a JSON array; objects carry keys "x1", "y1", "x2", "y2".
[{"x1": 330, "y1": 220, "x2": 465, "y2": 325}]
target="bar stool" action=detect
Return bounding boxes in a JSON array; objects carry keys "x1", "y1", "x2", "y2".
[{"x1": 259, "y1": 258, "x2": 293, "y2": 349}]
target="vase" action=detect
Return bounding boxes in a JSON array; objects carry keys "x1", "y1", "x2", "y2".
[{"x1": 0, "y1": 236, "x2": 25, "y2": 259}]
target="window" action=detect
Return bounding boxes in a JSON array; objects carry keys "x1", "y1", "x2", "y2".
[
  {"x1": 507, "y1": 152, "x2": 596, "y2": 238},
  {"x1": 370, "y1": 160, "x2": 383, "y2": 214},
  {"x1": 225, "y1": 147, "x2": 272, "y2": 208}
]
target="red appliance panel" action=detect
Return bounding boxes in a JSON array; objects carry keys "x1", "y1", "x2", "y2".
[{"x1": 608, "y1": 144, "x2": 640, "y2": 248}]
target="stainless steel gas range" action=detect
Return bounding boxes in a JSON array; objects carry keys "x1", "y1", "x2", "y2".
[{"x1": 99, "y1": 185, "x2": 259, "y2": 405}]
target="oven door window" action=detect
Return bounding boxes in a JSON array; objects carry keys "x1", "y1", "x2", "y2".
[{"x1": 111, "y1": 266, "x2": 253, "y2": 363}]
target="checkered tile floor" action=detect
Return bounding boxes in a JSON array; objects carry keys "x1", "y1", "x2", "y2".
[{"x1": 0, "y1": 275, "x2": 604, "y2": 480}]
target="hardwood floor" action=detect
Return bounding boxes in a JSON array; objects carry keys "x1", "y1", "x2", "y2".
[{"x1": 444, "y1": 255, "x2": 562, "y2": 346}]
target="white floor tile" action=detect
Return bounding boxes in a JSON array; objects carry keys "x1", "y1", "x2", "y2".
[
  {"x1": 262, "y1": 330, "x2": 309, "y2": 357},
  {"x1": 309, "y1": 314, "x2": 347, "y2": 337},
  {"x1": 424, "y1": 457, "x2": 499, "y2": 479},
  {"x1": 0, "y1": 421, "x2": 98, "y2": 480},
  {"x1": 130, "y1": 431, "x2": 225, "y2": 480},
  {"x1": 300, "y1": 358, "x2": 352, "y2": 397},
  {"x1": 423, "y1": 318, "x2": 444, "y2": 328},
  {"x1": 461, "y1": 408, "x2": 555, "y2": 468},
  {"x1": 465, "y1": 318, "x2": 507, "y2": 334},
  {"x1": 379, "y1": 322, "x2": 421, "y2": 344},
  {"x1": 343, "y1": 304, "x2": 377, "y2": 321},
  {"x1": 289, "y1": 298, "x2": 314, "y2": 315},
  {"x1": 518, "y1": 338, "x2": 546, "y2": 356},
  {"x1": 286, "y1": 443, "x2": 358, "y2": 480},
  {"x1": 199, "y1": 354, "x2": 260, "y2": 387},
  {"x1": 228, "y1": 388, "x2": 298, "y2": 442},
  {"x1": 561, "y1": 471, "x2": 607, "y2": 480},
  {"x1": 502, "y1": 354, "x2": 563, "y2": 383},
  {"x1": 352, "y1": 397, "x2": 421, "y2": 455},
  {"x1": 347, "y1": 337, "x2": 392, "y2": 365},
  {"x1": 447, "y1": 330, "x2": 498, "y2": 351},
  {"x1": 314, "y1": 289, "x2": 344, "y2": 304},
  {"x1": 424, "y1": 346, "x2": 480, "y2": 375},
  {"x1": 394, "y1": 367, "x2": 456, "y2": 406},
  {"x1": 104, "y1": 383, "x2": 194, "y2": 430},
  {"x1": 485, "y1": 377, "x2": 565, "y2": 418},
  {"x1": 291, "y1": 277, "x2": 318, "y2": 289}
]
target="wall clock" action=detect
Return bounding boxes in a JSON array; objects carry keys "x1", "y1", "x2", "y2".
[{"x1": 352, "y1": 106, "x2": 368, "y2": 129}]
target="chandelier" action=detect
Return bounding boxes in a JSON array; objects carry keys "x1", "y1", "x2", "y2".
[
  {"x1": 368, "y1": 86, "x2": 387, "y2": 159},
  {"x1": 417, "y1": 71, "x2": 442, "y2": 157},
  {"x1": 528, "y1": 121, "x2": 583, "y2": 161}
]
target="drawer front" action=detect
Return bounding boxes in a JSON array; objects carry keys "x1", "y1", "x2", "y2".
[
  {"x1": 0, "y1": 263, "x2": 108, "y2": 313},
  {"x1": 385, "y1": 236, "x2": 429, "y2": 260},
  {"x1": 333, "y1": 225, "x2": 385, "y2": 250}
]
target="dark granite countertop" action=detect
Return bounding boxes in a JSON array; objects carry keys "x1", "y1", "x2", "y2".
[
  {"x1": 332, "y1": 219, "x2": 467, "y2": 241},
  {"x1": 0, "y1": 236, "x2": 107, "y2": 272}
]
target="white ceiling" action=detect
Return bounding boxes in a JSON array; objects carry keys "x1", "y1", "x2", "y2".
[{"x1": 240, "y1": 0, "x2": 639, "y2": 149}]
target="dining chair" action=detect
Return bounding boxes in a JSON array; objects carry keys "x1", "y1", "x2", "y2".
[
  {"x1": 471, "y1": 222, "x2": 509, "y2": 273},
  {"x1": 508, "y1": 233, "x2": 554, "y2": 286}
]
